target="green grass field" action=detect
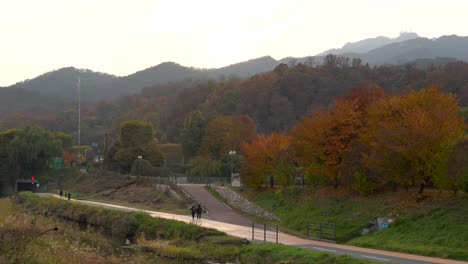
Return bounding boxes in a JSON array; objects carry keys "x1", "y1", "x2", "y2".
[
  {"x1": 348, "y1": 197, "x2": 468, "y2": 260},
  {"x1": 247, "y1": 187, "x2": 386, "y2": 242},
  {"x1": 242, "y1": 186, "x2": 468, "y2": 261}
]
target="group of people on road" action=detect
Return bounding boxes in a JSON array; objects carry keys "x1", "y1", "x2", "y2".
[
  {"x1": 59, "y1": 189, "x2": 71, "y2": 200},
  {"x1": 190, "y1": 203, "x2": 203, "y2": 220}
]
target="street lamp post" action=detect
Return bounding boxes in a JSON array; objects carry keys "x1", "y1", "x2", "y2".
[
  {"x1": 99, "y1": 156, "x2": 104, "y2": 175},
  {"x1": 229, "y1": 150, "x2": 236, "y2": 183},
  {"x1": 137, "y1": 155, "x2": 143, "y2": 180}
]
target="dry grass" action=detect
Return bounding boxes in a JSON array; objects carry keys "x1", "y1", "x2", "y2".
[
  {"x1": 0, "y1": 197, "x2": 13, "y2": 222},
  {"x1": 59, "y1": 174, "x2": 189, "y2": 214},
  {"x1": 93, "y1": 183, "x2": 187, "y2": 214},
  {"x1": 136, "y1": 234, "x2": 202, "y2": 260},
  {"x1": 0, "y1": 198, "x2": 139, "y2": 264}
]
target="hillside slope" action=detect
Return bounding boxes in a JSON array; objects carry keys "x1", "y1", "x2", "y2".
[
  {"x1": 241, "y1": 187, "x2": 468, "y2": 261},
  {"x1": 6, "y1": 58, "x2": 283, "y2": 103}
]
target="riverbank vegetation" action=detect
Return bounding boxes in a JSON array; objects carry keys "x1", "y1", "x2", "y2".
[{"x1": 0, "y1": 193, "x2": 377, "y2": 263}]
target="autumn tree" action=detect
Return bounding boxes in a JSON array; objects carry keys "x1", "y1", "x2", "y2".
[
  {"x1": 114, "y1": 120, "x2": 164, "y2": 173},
  {"x1": 337, "y1": 85, "x2": 387, "y2": 189},
  {"x1": 291, "y1": 85, "x2": 386, "y2": 188},
  {"x1": 199, "y1": 115, "x2": 256, "y2": 158},
  {"x1": 242, "y1": 133, "x2": 294, "y2": 187},
  {"x1": 291, "y1": 103, "x2": 357, "y2": 186},
  {"x1": 365, "y1": 86, "x2": 465, "y2": 193}
]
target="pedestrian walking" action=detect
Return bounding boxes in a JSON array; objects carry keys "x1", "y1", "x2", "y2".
[
  {"x1": 59, "y1": 189, "x2": 63, "y2": 198},
  {"x1": 190, "y1": 204, "x2": 197, "y2": 220},
  {"x1": 196, "y1": 204, "x2": 202, "y2": 219}
]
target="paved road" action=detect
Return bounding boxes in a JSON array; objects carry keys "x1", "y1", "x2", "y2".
[
  {"x1": 40, "y1": 193, "x2": 467, "y2": 264},
  {"x1": 178, "y1": 184, "x2": 251, "y2": 226}
]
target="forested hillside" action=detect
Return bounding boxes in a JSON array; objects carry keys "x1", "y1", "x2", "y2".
[
  {"x1": 4, "y1": 57, "x2": 281, "y2": 104},
  {"x1": 9, "y1": 67, "x2": 117, "y2": 101},
  {"x1": 1, "y1": 58, "x2": 467, "y2": 147}
]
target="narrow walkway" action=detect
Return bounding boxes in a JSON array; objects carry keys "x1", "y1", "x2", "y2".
[
  {"x1": 178, "y1": 184, "x2": 252, "y2": 226},
  {"x1": 41, "y1": 194, "x2": 467, "y2": 264}
]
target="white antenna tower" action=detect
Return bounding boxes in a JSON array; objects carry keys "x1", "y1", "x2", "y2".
[{"x1": 77, "y1": 77, "x2": 81, "y2": 147}]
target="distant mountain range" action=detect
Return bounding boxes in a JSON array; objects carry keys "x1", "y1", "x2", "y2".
[
  {"x1": 348, "y1": 35, "x2": 468, "y2": 65},
  {"x1": 5, "y1": 56, "x2": 281, "y2": 103},
  {"x1": 317, "y1": 32, "x2": 421, "y2": 55},
  {"x1": 2, "y1": 33, "x2": 468, "y2": 110}
]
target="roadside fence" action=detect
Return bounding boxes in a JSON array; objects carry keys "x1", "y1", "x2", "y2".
[
  {"x1": 307, "y1": 221, "x2": 336, "y2": 243},
  {"x1": 251, "y1": 221, "x2": 279, "y2": 243}
]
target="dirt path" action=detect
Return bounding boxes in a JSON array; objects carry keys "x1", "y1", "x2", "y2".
[{"x1": 178, "y1": 184, "x2": 252, "y2": 226}]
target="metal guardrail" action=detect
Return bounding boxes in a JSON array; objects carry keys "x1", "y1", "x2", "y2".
[
  {"x1": 184, "y1": 177, "x2": 231, "y2": 184},
  {"x1": 128, "y1": 175, "x2": 232, "y2": 184}
]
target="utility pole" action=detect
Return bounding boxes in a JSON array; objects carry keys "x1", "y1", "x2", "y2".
[{"x1": 77, "y1": 77, "x2": 81, "y2": 147}]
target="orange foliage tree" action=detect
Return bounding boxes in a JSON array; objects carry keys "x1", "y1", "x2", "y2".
[
  {"x1": 242, "y1": 133, "x2": 294, "y2": 187},
  {"x1": 290, "y1": 85, "x2": 386, "y2": 187},
  {"x1": 365, "y1": 86, "x2": 465, "y2": 192}
]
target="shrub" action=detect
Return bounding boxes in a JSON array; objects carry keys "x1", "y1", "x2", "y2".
[
  {"x1": 274, "y1": 189, "x2": 284, "y2": 204},
  {"x1": 353, "y1": 171, "x2": 374, "y2": 195}
]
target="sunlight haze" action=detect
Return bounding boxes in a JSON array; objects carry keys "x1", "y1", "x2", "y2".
[{"x1": 1, "y1": 0, "x2": 467, "y2": 86}]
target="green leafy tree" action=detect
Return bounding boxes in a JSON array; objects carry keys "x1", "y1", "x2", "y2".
[
  {"x1": 188, "y1": 156, "x2": 221, "y2": 178},
  {"x1": 353, "y1": 171, "x2": 375, "y2": 196},
  {"x1": 53, "y1": 132, "x2": 73, "y2": 149},
  {"x1": 115, "y1": 120, "x2": 164, "y2": 173},
  {"x1": 460, "y1": 107, "x2": 468, "y2": 123},
  {"x1": 0, "y1": 129, "x2": 18, "y2": 194},
  {"x1": 220, "y1": 153, "x2": 245, "y2": 178},
  {"x1": 8, "y1": 126, "x2": 63, "y2": 178},
  {"x1": 180, "y1": 111, "x2": 208, "y2": 159},
  {"x1": 441, "y1": 139, "x2": 468, "y2": 194}
]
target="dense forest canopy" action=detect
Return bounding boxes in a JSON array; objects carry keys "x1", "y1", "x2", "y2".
[{"x1": 1, "y1": 57, "x2": 467, "y2": 148}]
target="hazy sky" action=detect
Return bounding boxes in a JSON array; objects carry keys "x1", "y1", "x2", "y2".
[{"x1": 1, "y1": 0, "x2": 467, "y2": 86}]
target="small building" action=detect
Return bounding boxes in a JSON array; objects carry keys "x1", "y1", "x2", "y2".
[
  {"x1": 50, "y1": 157, "x2": 64, "y2": 169},
  {"x1": 16, "y1": 179, "x2": 39, "y2": 193}
]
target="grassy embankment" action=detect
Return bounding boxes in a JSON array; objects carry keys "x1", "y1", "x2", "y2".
[
  {"x1": 39, "y1": 168, "x2": 189, "y2": 214},
  {"x1": 0, "y1": 192, "x2": 377, "y2": 264},
  {"x1": 236, "y1": 186, "x2": 468, "y2": 261}
]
